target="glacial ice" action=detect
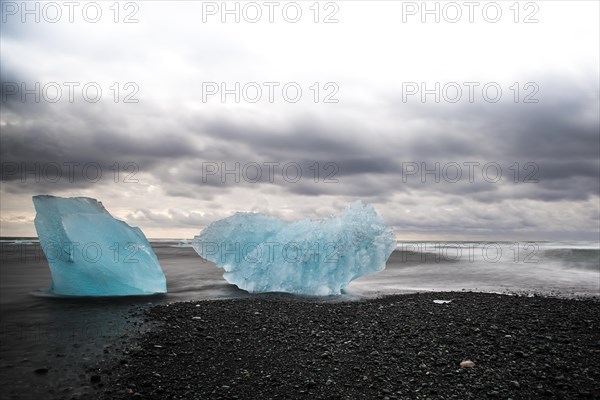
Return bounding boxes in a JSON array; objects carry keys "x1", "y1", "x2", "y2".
[
  {"x1": 33, "y1": 195, "x2": 167, "y2": 296},
  {"x1": 192, "y1": 201, "x2": 395, "y2": 296}
]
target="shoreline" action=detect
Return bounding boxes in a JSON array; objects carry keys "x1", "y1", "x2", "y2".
[{"x1": 85, "y1": 291, "x2": 600, "y2": 400}]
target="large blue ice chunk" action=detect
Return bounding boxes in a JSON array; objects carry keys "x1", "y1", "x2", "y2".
[
  {"x1": 192, "y1": 201, "x2": 395, "y2": 295},
  {"x1": 33, "y1": 195, "x2": 166, "y2": 296}
]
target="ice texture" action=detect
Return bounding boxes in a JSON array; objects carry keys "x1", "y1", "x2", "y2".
[
  {"x1": 33, "y1": 195, "x2": 166, "y2": 296},
  {"x1": 192, "y1": 201, "x2": 395, "y2": 296}
]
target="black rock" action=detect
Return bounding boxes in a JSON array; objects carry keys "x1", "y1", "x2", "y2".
[{"x1": 88, "y1": 292, "x2": 600, "y2": 400}]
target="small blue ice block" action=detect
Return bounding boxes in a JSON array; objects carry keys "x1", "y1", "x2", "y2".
[
  {"x1": 33, "y1": 195, "x2": 167, "y2": 296},
  {"x1": 192, "y1": 201, "x2": 395, "y2": 296}
]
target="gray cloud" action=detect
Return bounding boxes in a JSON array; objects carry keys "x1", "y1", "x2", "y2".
[
  {"x1": 1, "y1": 3, "x2": 598, "y2": 240},
  {"x1": 2, "y1": 75, "x2": 598, "y2": 204}
]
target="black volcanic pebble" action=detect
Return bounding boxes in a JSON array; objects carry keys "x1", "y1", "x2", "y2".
[{"x1": 95, "y1": 292, "x2": 600, "y2": 400}]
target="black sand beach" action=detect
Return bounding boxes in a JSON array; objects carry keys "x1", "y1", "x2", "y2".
[{"x1": 86, "y1": 292, "x2": 600, "y2": 400}]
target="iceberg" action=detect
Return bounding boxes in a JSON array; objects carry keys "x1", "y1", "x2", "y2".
[
  {"x1": 33, "y1": 195, "x2": 166, "y2": 296},
  {"x1": 192, "y1": 201, "x2": 395, "y2": 295}
]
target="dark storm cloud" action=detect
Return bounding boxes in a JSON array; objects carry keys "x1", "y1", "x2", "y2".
[
  {"x1": 0, "y1": 115, "x2": 197, "y2": 191},
  {"x1": 393, "y1": 81, "x2": 599, "y2": 163},
  {"x1": 0, "y1": 67, "x2": 198, "y2": 191},
  {"x1": 480, "y1": 102, "x2": 598, "y2": 161},
  {"x1": 198, "y1": 118, "x2": 363, "y2": 159},
  {"x1": 2, "y1": 66, "x2": 598, "y2": 205}
]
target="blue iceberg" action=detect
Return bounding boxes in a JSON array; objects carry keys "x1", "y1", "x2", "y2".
[
  {"x1": 192, "y1": 201, "x2": 395, "y2": 295},
  {"x1": 33, "y1": 195, "x2": 166, "y2": 296}
]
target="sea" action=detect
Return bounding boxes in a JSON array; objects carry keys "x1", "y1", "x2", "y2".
[{"x1": 0, "y1": 239, "x2": 598, "y2": 399}]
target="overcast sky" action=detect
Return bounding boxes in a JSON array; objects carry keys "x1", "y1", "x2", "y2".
[{"x1": 1, "y1": 0, "x2": 599, "y2": 240}]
